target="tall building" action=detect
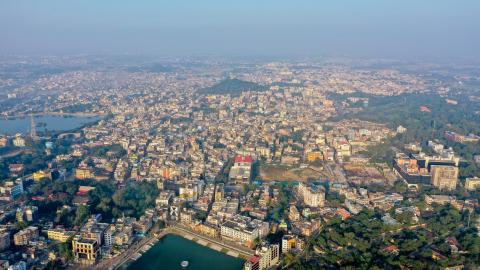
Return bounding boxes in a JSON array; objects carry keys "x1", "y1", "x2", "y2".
[
  {"x1": 215, "y1": 183, "x2": 224, "y2": 202},
  {"x1": 281, "y1": 235, "x2": 304, "y2": 254},
  {"x1": 298, "y1": 182, "x2": 325, "y2": 207},
  {"x1": 229, "y1": 155, "x2": 253, "y2": 185},
  {"x1": 0, "y1": 230, "x2": 10, "y2": 252},
  {"x1": 430, "y1": 165, "x2": 458, "y2": 190},
  {"x1": 13, "y1": 226, "x2": 39, "y2": 246},
  {"x1": 288, "y1": 205, "x2": 300, "y2": 222},
  {"x1": 257, "y1": 244, "x2": 280, "y2": 270},
  {"x1": 72, "y1": 236, "x2": 100, "y2": 265},
  {"x1": 245, "y1": 244, "x2": 280, "y2": 270}
]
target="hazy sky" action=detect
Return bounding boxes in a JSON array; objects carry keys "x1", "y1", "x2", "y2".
[{"x1": 1, "y1": 0, "x2": 479, "y2": 60}]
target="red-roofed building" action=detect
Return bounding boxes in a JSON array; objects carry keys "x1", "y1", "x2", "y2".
[
  {"x1": 336, "y1": 208, "x2": 351, "y2": 220},
  {"x1": 244, "y1": 255, "x2": 260, "y2": 270},
  {"x1": 77, "y1": 186, "x2": 95, "y2": 196},
  {"x1": 230, "y1": 155, "x2": 253, "y2": 185},
  {"x1": 420, "y1": 106, "x2": 431, "y2": 112},
  {"x1": 234, "y1": 155, "x2": 253, "y2": 165},
  {"x1": 383, "y1": 245, "x2": 399, "y2": 255}
]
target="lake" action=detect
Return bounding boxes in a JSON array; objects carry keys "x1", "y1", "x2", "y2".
[
  {"x1": 126, "y1": 234, "x2": 245, "y2": 270},
  {"x1": 0, "y1": 115, "x2": 100, "y2": 135}
]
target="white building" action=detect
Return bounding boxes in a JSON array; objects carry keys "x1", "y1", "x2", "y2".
[
  {"x1": 220, "y1": 215, "x2": 269, "y2": 247},
  {"x1": 257, "y1": 244, "x2": 280, "y2": 270},
  {"x1": 298, "y1": 183, "x2": 325, "y2": 207}
]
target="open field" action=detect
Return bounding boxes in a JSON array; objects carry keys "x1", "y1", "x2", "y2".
[{"x1": 259, "y1": 163, "x2": 330, "y2": 182}]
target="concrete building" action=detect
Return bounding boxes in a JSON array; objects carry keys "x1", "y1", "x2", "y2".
[
  {"x1": 13, "y1": 226, "x2": 39, "y2": 246},
  {"x1": 281, "y1": 235, "x2": 304, "y2": 254},
  {"x1": 298, "y1": 182, "x2": 325, "y2": 207},
  {"x1": 465, "y1": 177, "x2": 480, "y2": 191},
  {"x1": 7, "y1": 261, "x2": 26, "y2": 270},
  {"x1": 220, "y1": 215, "x2": 269, "y2": 247},
  {"x1": 72, "y1": 236, "x2": 100, "y2": 265},
  {"x1": 430, "y1": 165, "x2": 459, "y2": 190},
  {"x1": 229, "y1": 155, "x2": 253, "y2": 185},
  {"x1": 47, "y1": 229, "x2": 75, "y2": 243},
  {"x1": 0, "y1": 230, "x2": 10, "y2": 251},
  {"x1": 257, "y1": 244, "x2": 280, "y2": 270}
]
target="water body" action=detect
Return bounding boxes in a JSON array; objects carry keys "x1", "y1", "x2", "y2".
[
  {"x1": 0, "y1": 115, "x2": 100, "y2": 135},
  {"x1": 127, "y1": 234, "x2": 245, "y2": 270}
]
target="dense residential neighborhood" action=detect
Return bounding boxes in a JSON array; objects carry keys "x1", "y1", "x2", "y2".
[{"x1": 0, "y1": 56, "x2": 479, "y2": 270}]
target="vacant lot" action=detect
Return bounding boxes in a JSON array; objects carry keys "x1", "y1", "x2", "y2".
[{"x1": 259, "y1": 164, "x2": 329, "y2": 182}]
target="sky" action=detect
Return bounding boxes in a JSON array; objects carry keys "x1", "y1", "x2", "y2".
[{"x1": 1, "y1": 0, "x2": 479, "y2": 60}]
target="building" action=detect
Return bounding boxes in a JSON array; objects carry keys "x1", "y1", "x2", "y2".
[
  {"x1": 194, "y1": 223, "x2": 219, "y2": 238},
  {"x1": 0, "y1": 230, "x2": 10, "y2": 251},
  {"x1": 104, "y1": 221, "x2": 133, "y2": 247},
  {"x1": 229, "y1": 155, "x2": 253, "y2": 185},
  {"x1": 75, "y1": 167, "x2": 94, "y2": 180},
  {"x1": 47, "y1": 228, "x2": 75, "y2": 243},
  {"x1": 288, "y1": 205, "x2": 300, "y2": 222},
  {"x1": 215, "y1": 183, "x2": 224, "y2": 202},
  {"x1": 244, "y1": 255, "x2": 260, "y2": 270},
  {"x1": 465, "y1": 177, "x2": 480, "y2": 191},
  {"x1": 7, "y1": 261, "x2": 26, "y2": 270},
  {"x1": 72, "y1": 237, "x2": 100, "y2": 265},
  {"x1": 431, "y1": 165, "x2": 459, "y2": 190},
  {"x1": 13, "y1": 226, "x2": 39, "y2": 246},
  {"x1": 298, "y1": 183, "x2": 325, "y2": 207},
  {"x1": 282, "y1": 235, "x2": 304, "y2": 254},
  {"x1": 79, "y1": 216, "x2": 109, "y2": 246},
  {"x1": 306, "y1": 151, "x2": 323, "y2": 162},
  {"x1": 16, "y1": 206, "x2": 38, "y2": 222},
  {"x1": 0, "y1": 179, "x2": 23, "y2": 200},
  {"x1": 0, "y1": 137, "x2": 8, "y2": 147},
  {"x1": 12, "y1": 136, "x2": 26, "y2": 147},
  {"x1": 424, "y1": 195, "x2": 456, "y2": 205},
  {"x1": 33, "y1": 170, "x2": 52, "y2": 181},
  {"x1": 220, "y1": 215, "x2": 269, "y2": 247},
  {"x1": 256, "y1": 244, "x2": 280, "y2": 270}
]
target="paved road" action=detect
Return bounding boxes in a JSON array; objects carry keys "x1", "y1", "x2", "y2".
[
  {"x1": 93, "y1": 229, "x2": 169, "y2": 270},
  {"x1": 93, "y1": 224, "x2": 254, "y2": 270},
  {"x1": 172, "y1": 225, "x2": 254, "y2": 257}
]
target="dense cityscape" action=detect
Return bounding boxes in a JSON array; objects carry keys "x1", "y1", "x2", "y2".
[
  {"x1": 1, "y1": 1, "x2": 480, "y2": 270},
  {"x1": 0, "y1": 55, "x2": 479, "y2": 270}
]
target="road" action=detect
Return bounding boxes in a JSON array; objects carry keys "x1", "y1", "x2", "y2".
[
  {"x1": 94, "y1": 225, "x2": 254, "y2": 270},
  {"x1": 325, "y1": 162, "x2": 347, "y2": 183},
  {"x1": 93, "y1": 229, "x2": 170, "y2": 270},
  {"x1": 172, "y1": 225, "x2": 254, "y2": 257}
]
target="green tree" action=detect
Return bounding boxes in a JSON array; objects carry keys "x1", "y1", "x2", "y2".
[{"x1": 74, "y1": 205, "x2": 89, "y2": 226}]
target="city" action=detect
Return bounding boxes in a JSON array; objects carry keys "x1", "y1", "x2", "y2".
[{"x1": 0, "y1": 1, "x2": 479, "y2": 270}]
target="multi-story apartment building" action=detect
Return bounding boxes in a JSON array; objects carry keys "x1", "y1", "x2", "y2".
[
  {"x1": 13, "y1": 226, "x2": 39, "y2": 246},
  {"x1": 431, "y1": 165, "x2": 458, "y2": 190},
  {"x1": 298, "y1": 182, "x2": 325, "y2": 207},
  {"x1": 47, "y1": 229, "x2": 75, "y2": 243},
  {"x1": 0, "y1": 230, "x2": 10, "y2": 251},
  {"x1": 72, "y1": 236, "x2": 100, "y2": 265},
  {"x1": 220, "y1": 215, "x2": 269, "y2": 247}
]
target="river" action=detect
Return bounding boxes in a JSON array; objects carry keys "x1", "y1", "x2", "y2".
[{"x1": 126, "y1": 234, "x2": 245, "y2": 270}]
